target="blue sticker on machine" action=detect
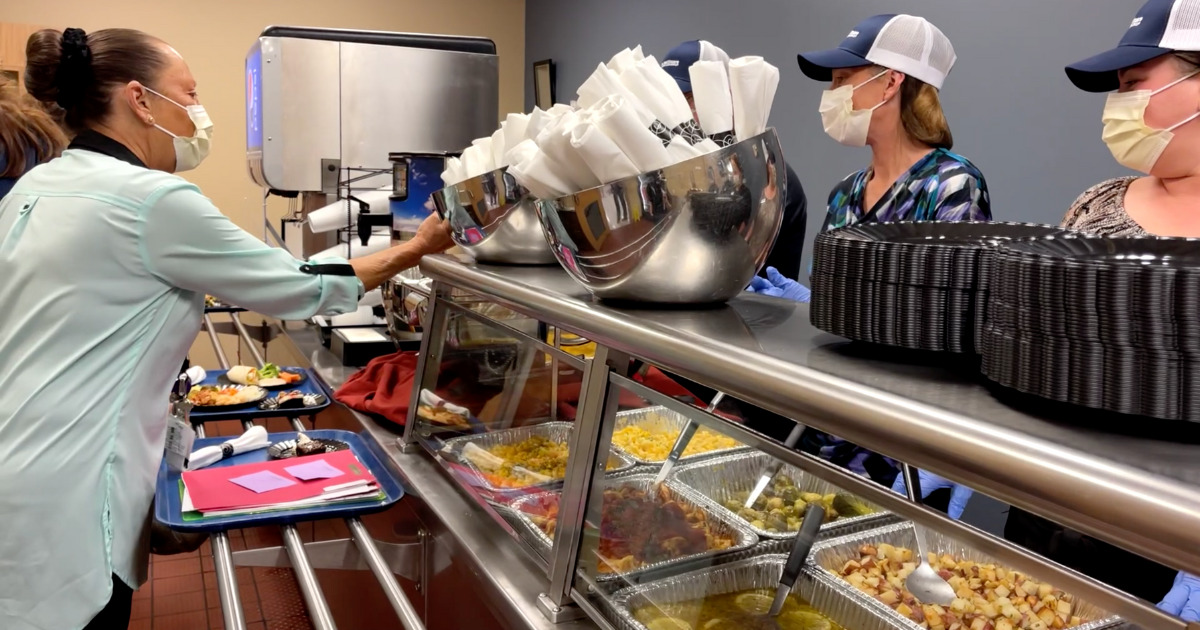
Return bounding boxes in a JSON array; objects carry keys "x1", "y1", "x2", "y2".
[
  {"x1": 391, "y1": 156, "x2": 445, "y2": 235},
  {"x1": 246, "y1": 47, "x2": 263, "y2": 150}
]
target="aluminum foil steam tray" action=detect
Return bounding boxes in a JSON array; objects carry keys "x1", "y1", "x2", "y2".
[
  {"x1": 811, "y1": 522, "x2": 1122, "y2": 630},
  {"x1": 506, "y1": 474, "x2": 758, "y2": 584}
]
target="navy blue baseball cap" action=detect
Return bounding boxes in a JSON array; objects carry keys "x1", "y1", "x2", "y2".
[
  {"x1": 798, "y1": 14, "x2": 956, "y2": 89},
  {"x1": 661, "y1": 40, "x2": 730, "y2": 93},
  {"x1": 1066, "y1": 0, "x2": 1200, "y2": 92}
]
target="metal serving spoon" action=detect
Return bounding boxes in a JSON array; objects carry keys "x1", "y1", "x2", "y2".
[
  {"x1": 652, "y1": 392, "x2": 727, "y2": 484},
  {"x1": 900, "y1": 463, "x2": 957, "y2": 606}
]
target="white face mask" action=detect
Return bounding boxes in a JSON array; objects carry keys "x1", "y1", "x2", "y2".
[
  {"x1": 1101, "y1": 70, "x2": 1200, "y2": 174},
  {"x1": 819, "y1": 69, "x2": 891, "y2": 147},
  {"x1": 145, "y1": 87, "x2": 213, "y2": 172}
]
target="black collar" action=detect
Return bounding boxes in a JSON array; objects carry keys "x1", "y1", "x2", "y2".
[{"x1": 69, "y1": 130, "x2": 147, "y2": 168}]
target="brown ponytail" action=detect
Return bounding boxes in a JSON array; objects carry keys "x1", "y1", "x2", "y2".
[
  {"x1": 899, "y1": 77, "x2": 953, "y2": 150},
  {"x1": 0, "y1": 78, "x2": 68, "y2": 178},
  {"x1": 25, "y1": 27, "x2": 166, "y2": 133}
]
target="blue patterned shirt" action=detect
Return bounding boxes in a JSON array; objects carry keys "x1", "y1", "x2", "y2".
[
  {"x1": 811, "y1": 148, "x2": 991, "y2": 482},
  {"x1": 822, "y1": 148, "x2": 991, "y2": 232}
]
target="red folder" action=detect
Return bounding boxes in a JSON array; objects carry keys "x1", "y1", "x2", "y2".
[{"x1": 183, "y1": 450, "x2": 376, "y2": 512}]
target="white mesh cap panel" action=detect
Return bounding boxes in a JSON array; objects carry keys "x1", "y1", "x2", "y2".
[
  {"x1": 1161, "y1": 0, "x2": 1200, "y2": 50},
  {"x1": 865, "y1": 15, "x2": 957, "y2": 89}
]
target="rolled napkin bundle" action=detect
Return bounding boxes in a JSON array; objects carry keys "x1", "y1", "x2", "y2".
[
  {"x1": 504, "y1": 138, "x2": 540, "y2": 169},
  {"x1": 617, "y1": 58, "x2": 684, "y2": 139},
  {"x1": 665, "y1": 135, "x2": 705, "y2": 162},
  {"x1": 570, "y1": 121, "x2": 640, "y2": 184},
  {"x1": 490, "y1": 128, "x2": 507, "y2": 169},
  {"x1": 509, "y1": 149, "x2": 577, "y2": 201},
  {"x1": 440, "y1": 156, "x2": 466, "y2": 187},
  {"x1": 186, "y1": 426, "x2": 269, "y2": 471},
  {"x1": 577, "y1": 63, "x2": 655, "y2": 129},
  {"x1": 460, "y1": 142, "x2": 494, "y2": 180},
  {"x1": 535, "y1": 111, "x2": 602, "y2": 191},
  {"x1": 502, "y1": 113, "x2": 530, "y2": 156},
  {"x1": 184, "y1": 365, "x2": 206, "y2": 385},
  {"x1": 606, "y1": 45, "x2": 644, "y2": 73},
  {"x1": 591, "y1": 94, "x2": 672, "y2": 173},
  {"x1": 689, "y1": 60, "x2": 735, "y2": 146},
  {"x1": 728, "y1": 56, "x2": 780, "y2": 141},
  {"x1": 634, "y1": 56, "x2": 702, "y2": 143}
]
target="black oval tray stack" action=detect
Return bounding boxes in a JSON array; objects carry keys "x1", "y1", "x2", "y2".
[
  {"x1": 981, "y1": 235, "x2": 1200, "y2": 421},
  {"x1": 811, "y1": 222, "x2": 1074, "y2": 353}
]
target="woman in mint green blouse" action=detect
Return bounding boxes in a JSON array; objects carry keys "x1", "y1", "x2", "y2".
[{"x1": 0, "y1": 28, "x2": 451, "y2": 630}]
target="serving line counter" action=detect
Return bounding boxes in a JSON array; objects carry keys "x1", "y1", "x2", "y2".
[
  {"x1": 274, "y1": 321, "x2": 600, "y2": 630},
  {"x1": 265, "y1": 253, "x2": 1200, "y2": 630}
]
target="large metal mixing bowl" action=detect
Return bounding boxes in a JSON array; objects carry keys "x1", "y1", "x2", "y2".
[
  {"x1": 534, "y1": 129, "x2": 786, "y2": 303},
  {"x1": 432, "y1": 167, "x2": 558, "y2": 265}
]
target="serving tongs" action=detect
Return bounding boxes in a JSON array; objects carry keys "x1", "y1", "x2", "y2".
[
  {"x1": 767, "y1": 502, "x2": 826, "y2": 616},
  {"x1": 742, "y1": 421, "x2": 805, "y2": 509},
  {"x1": 652, "y1": 392, "x2": 726, "y2": 484},
  {"x1": 900, "y1": 463, "x2": 957, "y2": 606}
]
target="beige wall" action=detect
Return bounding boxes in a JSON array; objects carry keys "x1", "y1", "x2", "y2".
[
  {"x1": 0, "y1": 0, "x2": 525, "y2": 231},
  {"x1": 2, "y1": 0, "x2": 523, "y2": 367}
]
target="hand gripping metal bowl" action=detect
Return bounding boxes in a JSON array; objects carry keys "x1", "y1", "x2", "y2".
[
  {"x1": 432, "y1": 167, "x2": 558, "y2": 265},
  {"x1": 534, "y1": 129, "x2": 786, "y2": 303}
]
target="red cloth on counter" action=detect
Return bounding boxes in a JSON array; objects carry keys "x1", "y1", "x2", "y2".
[
  {"x1": 334, "y1": 351, "x2": 420, "y2": 424},
  {"x1": 334, "y1": 350, "x2": 731, "y2": 425}
]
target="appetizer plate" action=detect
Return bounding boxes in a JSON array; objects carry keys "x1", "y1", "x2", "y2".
[
  {"x1": 268, "y1": 437, "x2": 350, "y2": 459},
  {"x1": 218, "y1": 366, "x2": 308, "y2": 389},
  {"x1": 187, "y1": 385, "x2": 268, "y2": 411}
]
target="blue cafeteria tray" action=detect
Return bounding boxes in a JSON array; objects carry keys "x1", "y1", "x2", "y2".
[
  {"x1": 187, "y1": 367, "x2": 332, "y2": 422},
  {"x1": 154, "y1": 429, "x2": 403, "y2": 532}
]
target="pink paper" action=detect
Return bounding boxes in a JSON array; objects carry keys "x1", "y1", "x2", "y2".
[
  {"x1": 285, "y1": 459, "x2": 345, "y2": 481},
  {"x1": 229, "y1": 470, "x2": 297, "y2": 494}
]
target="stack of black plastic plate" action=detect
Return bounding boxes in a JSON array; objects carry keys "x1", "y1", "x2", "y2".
[
  {"x1": 980, "y1": 235, "x2": 1200, "y2": 421},
  {"x1": 811, "y1": 221, "x2": 1074, "y2": 353}
]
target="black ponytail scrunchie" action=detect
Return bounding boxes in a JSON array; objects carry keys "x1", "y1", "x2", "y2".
[{"x1": 56, "y1": 27, "x2": 93, "y2": 109}]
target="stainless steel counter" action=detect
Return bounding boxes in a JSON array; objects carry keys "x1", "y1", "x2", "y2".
[
  {"x1": 281, "y1": 322, "x2": 599, "y2": 630},
  {"x1": 417, "y1": 255, "x2": 1200, "y2": 581}
]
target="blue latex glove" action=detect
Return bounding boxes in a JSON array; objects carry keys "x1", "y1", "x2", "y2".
[
  {"x1": 891, "y1": 469, "x2": 974, "y2": 520},
  {"x1": 1159, "y1": 572, "x2": 1200, "y2": 621},
  {"x1": 746, "y1": 267, "x2": 811, "y2": 302}
]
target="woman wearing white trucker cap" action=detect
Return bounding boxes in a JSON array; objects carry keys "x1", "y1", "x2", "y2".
[
  {"x1": 797, "y1": 13, "x2": 991, "y2": 232},
  {"x1": 1000, "y1": 0, "x2": 1200, "y2": 620},
  {"x1": 754, "y1": 14, "x2": 991, "y2": 522}
]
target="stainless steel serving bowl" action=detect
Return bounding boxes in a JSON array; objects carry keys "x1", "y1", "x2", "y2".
[
  {"x1": 534, "y1": 129, "x2": 786, "y2": 303},
  {"x1": 432, "y1": 167, "x2": 558, "y2": 265}
]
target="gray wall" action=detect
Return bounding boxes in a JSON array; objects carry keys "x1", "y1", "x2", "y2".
[{"x1": 524, "y1": 0, "x2": 1141, "y2": 273}]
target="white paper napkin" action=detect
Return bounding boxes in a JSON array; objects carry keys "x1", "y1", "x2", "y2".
[
  {"x1": 184, "y1": 366, "x2": 206, "y2": 386},
  {"x1": 460, "y1": 142, "x2": 494, "y2": 180},
  {"x1": 728, "y1": 56, "x2": 780, "y2": 141},
  {"x1": 186, "y1": 426, "x2": 269, "y2": 470},
  {"x1": 617, "y1": 61, "x2": 680, "y2": 131},
  {"x1": 636, "y1": 56, "x2": 694, "y2": 128},
  {"x1": 440, "y1": 156, "x2": 466, "y2": 187},
  {"x1": 570, "y1": 121, "x2": 640, "y2": 184},
  {"x1": 503, "y1": 113, "x2": 530, "y2": 156},
  {"x1": 590, "y1": 94, "x2": 672, "y2": 173},
  {"x1": 504, "y1": 138, "x2": 540, "y2": 169},
  {"x1": 665, "y1": 135, "x2": 704, "y2": 163},
  {"x1": 535, "y1": 111, "x2": 601, "y2": 191},
  {"x1": 693, "y1": 138, "x2": 722, "y2": 154},
  {"x1": 509, "y1": 149, "x2": 576, "y2": 200},
  {"x1": 490, "y1": 128, "x2": 507, "y2": 168},
  {"x1": 689, "y1": 60, "x2": 734, "y2": 139},
  {"x1": 576, "y1": 63, "x2": 655, "y2": 128}
]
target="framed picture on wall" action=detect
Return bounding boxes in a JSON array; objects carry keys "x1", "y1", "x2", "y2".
[{"x1": 533, "y1": 59, "x2": 556, "y2": 109}]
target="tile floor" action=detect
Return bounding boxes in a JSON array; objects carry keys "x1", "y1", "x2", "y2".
[{"x1": 133, "y1": 529, "x2": 315, "y2": 630}]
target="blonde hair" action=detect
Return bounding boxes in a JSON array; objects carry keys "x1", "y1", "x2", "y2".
[
  {"x1": 899, "y1": 76, "x2": 953, "y2": 150},
  {"x1": 0, "y1": 78, "x2": 68, "y2": 178}
]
